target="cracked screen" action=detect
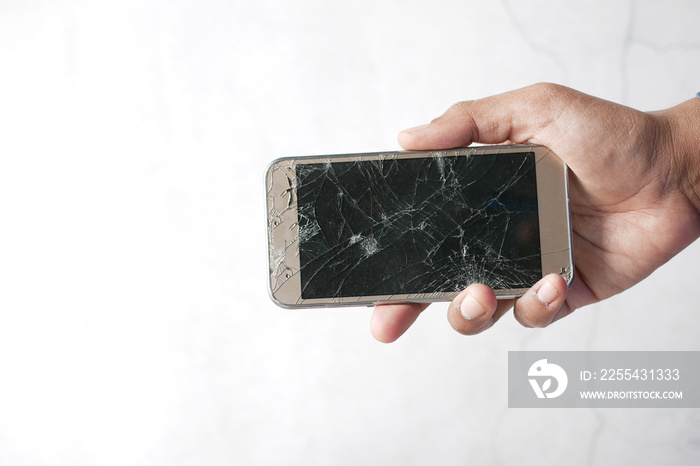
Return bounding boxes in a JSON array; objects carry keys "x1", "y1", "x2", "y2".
[{"x1": 296, "y1": 152, "x2": 541, "y2": 299}]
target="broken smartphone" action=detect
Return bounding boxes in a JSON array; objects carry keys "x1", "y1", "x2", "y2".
[{"x1": 265, "y1": 145, "x2": 573, "y2": 308}]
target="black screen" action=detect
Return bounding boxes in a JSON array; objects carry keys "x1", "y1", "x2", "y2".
[{"x1": 296, "y1": 153, "x2": 541, "y2": 299}]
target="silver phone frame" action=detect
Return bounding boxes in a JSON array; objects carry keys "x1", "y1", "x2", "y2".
[{"x1": 265, "y1": 145, "x2": 573, "y2": 308}]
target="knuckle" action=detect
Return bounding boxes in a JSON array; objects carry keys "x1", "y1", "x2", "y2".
[
  {"x1": 444, "y1": 100, "x2": 473, "y2": 117},
  {"x1": 525, "y1": 82, "x2": 574, "y2": 110},
  {"x1": 529, "y1": 82, "x2": 566, "y2": 97}
]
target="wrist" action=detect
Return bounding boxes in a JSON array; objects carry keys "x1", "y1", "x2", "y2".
[{"x1": 655, "y1": 97, "x2": 700, "y2": 214}]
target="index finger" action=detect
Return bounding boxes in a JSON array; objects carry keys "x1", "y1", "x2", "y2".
[{"x1": 397, "y1": 83, "x2": 580, "y2": 151}]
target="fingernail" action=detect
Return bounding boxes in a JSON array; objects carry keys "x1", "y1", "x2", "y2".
[
  {"x1": 460, "y1": 294, "x2": 487, "y2": 320},
  {"x1": 536, "y1": 279, "x2": 558, "y2": 306},
  {"x1": 401, "y1": 123, "x2": 429, "y2": 134}
]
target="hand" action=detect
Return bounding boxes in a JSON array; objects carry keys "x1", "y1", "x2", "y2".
[{"x1": 371, "y1": 83, "x2": 700, "y2": 342}]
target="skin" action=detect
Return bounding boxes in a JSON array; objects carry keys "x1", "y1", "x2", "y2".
[{"x1": 371, "y1": 83, "x2": 700, "y2": 343}]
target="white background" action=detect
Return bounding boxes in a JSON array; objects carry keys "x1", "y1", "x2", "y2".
[{"x1": 1, "y1": 1, "x2": 700, "y2": 465}]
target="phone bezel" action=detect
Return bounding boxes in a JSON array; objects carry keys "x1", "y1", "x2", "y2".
[{"x1": 265, "y1": 145, "x2": 573, "y2": 308}]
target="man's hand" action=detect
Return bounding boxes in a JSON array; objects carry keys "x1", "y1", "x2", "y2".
[{"x1": 371, "y1": 83, "x2": 700, "y2": 342}]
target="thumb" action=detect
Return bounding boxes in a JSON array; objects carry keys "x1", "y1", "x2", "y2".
[{"x1": 398, "y1": 83, "x2": 577, "y2": 151}]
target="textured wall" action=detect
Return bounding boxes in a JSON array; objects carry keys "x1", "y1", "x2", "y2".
[{"x1": 1, "y1": 1, "x2": 699, "y2": 465}]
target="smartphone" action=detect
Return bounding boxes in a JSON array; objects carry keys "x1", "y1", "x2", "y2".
[{"x1": 265, "y1": 145, "x2": 573, "y2": 308}]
